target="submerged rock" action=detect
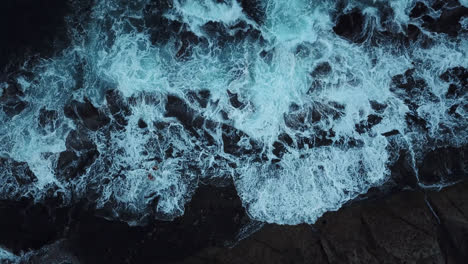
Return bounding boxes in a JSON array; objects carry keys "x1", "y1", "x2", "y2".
[
  {"x1": 64, "y1": 99, "x2": 110, "y2": 131},
  {"x1": 0, "y1": 0, "x2": 71, "y2": 70},
  {"x1": 333, "y1": 9, "x2": 366, "y2": 43},
  {"x1": 1, "y1": 182, "x2": 251, "y2": 263},
  {"x1": 177, "y1": 182, "x2": 468, "y2": 264},
  {"x1": 418, "y1": 146, "x2": 467, "y2": 186},
  {"x1": 0, "y1": 83, "x2": 28, "y2": 118}
]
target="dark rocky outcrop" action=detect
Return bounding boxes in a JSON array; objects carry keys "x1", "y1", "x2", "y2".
[
  {"x1": 418, "y1": 146, "x2": 468, "y2": 186},
  {"x1": 440, "y1": 66, "x2": 468, "y2": 99},
  {"x1": 0, "y1": 158, "x2": 37, "y2": 187},
  {"x1": 333, "y1": 9, "x2": 366, "y2": 43},
  {"x1": 410, "y1": 2, "x2": 429, "y2": 19},
  {"x1": 176, "y1": 182, "x2": 468, "y2": 264},
  {"x1": 311, "y1": 62, "x2": 332, "y2": 78},
  {"x1": 0, "y1": 198, "x2": 70, "y2": 254},
  {"x1": 56, "y1": 130, "x2": 100, "y2": 180},
  {"x1": 105, "y1": 89, "x2": 132, "y2": 128},
  {"x1": 0, "y1": 0, "x2": 71, "y2": 70},
  {"x1": 421, "y1": 4, "x2": 468, "y2": 37},
  {"x1": 0, "y1": 82, "x2": 28, "y2": 118},
  {"x1": 64, "y1": 99, "x2": 110, "y2": 131},
  {"x1": 0, "y1": 182, "x2": 251, "y2": 264},
  {"x1": 1, "y1": 144, "x2": 467, "y2": 263},
  {"x1": 239, "y1": 0, "x2": 265, "y2": 25}
]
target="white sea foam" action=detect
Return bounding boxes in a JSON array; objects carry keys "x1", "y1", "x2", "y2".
[{"x1": 0, "y1": 0, "x2": 466, "y2": 224}]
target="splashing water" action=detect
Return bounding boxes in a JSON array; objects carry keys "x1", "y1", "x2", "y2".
[{"x1": 0, "y1": 0, "x2": 467, "y2": 225}]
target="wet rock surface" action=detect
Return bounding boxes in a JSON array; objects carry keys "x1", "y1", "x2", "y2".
[
  {"x1": 0, "y1": 181, "x2": 251, "y2": 264},
  {"x1": 10, "y1": 180, "x2": 468, "y2": 264},
  {"x1": 0, "y1": 0, "x2": 72, "y2": 71},
  {"x1": 174, "y1": 181, "x2": 468, "y2": 264},
  {"x1": 1, "y1": 145, "x2": 466, "y2": 263}
]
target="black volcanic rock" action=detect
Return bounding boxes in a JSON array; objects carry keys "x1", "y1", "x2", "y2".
[
  {"x1": 4, "y1": 182, "x2": 251, "y2": 264},
  {"x1": 0, "y1": 199, "x2": 69, "y2": 254},
  {"x1": 0, "y1": 157, "x2": 37, "y2": 186},
  {"x1": 177, "y1": 182, "x2": 468, "y2": 264},
  {"x1": 421, "y1": 3, "x2": 468, "y2": 37},
  {"x1": 64, "y1": 99, "x2": 110, "y2": 131},
  {"x1": 56, "y1": 149, "x2": 99, "y2": 180},
  {"x1": 5, "y1": 147, "x2": 468, "y2": 263},
  {"x1": 0, "y1": 82, "x2": 28, "y2": 118},
  {"x1": 418, "y1": 146, "x2": 467, "y2": 185},
  {"x1": 410, "y1": 2, "x2": 429, "y2": 18},
  {"x1": 56, "y1": 129, "x2": 100, "y2": 180},
  {"x1": 440, "y1": 66, "x2": 468, "y2": 99},
  {"x1": 239, "y1": 0, "x2": 265, "y2": 24},
  {"x1": 311, "y1": 62, "x2": 332, "y2": 78},
  {"x1": 227, "y1": 90, "x2": 245, "y2": 109},
  {"x1": 105, "y1": 89, "x2": 132, "y2": 127},
  {"x1": 0, "y1": 0, "x2": 70, "y2": 69},
  {"x1": 333, "y1": 9, "x2": 366, "y2": 43}
]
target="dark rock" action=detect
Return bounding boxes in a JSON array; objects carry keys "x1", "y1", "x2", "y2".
[
  {"x1": 355, "y1": 114, "x2": 383, "y2": 134},
  {"x1": 418, "y1": 146, "x2": 467, "y2": 185},
  {"x1": 427, "y1": 183, "x2": 468, "y2": 262},
  {"x1": 284, "y1": 109, "x2": 307, "y2": 131},
  {"x1": 410, "y1": 2, "x2": 429, "y2": 18},
  {"x1": 138, "y1": 119, "x2": 148, "y2": 129},
  {"x1": 382, "y1": 129, "x2": 400, "y2": 137},
  {"x1": 272, "y1": 141, "x2": 287, "y2": 158},
  {"x1": 405, "y1": 112, "x2": 428, "y2": 131},
  {"x1": 56, "y1": 131, "x2": 100, "y2": 180},
  {"x1": 431, "y1": 0, "x2": 460, "y2": 11},
  {"x1": 65, "y1": 130, "x2": 96, "y2": 152},
  {"x1": 389, "y1": 150, "x2": 418, "y2": 188},
  {"x1": 406, "y1": 24, "x2": 432, "y2": 47},
  {"x1": 448, "y1": 104, "x2": 461, "y2": 118},
  {"x1": 239, "y1": 0, "x2": 265, "y2": 24},
  {"x1": 165, "y1": 95, "x2": 217, "y2": 146},
  {"x1": 311, "y1": 62, "x2": 332, "y2": 78},
  {"x1": 446, "y1": 84, "x2": 463, "y2": 98},
  {"x1": 440, "y1": 66, "x2": 468, "y2": 99},
  {"x1": 64, "y1": 99, "x2": 110, "y2": 131},
  {"x1": 278, "y1": 132, "x2": 293, "y2": 147},
  {"x1": 0, "y1": 83, "x2": 28, "y2": 117},
  {"x1": 188, "y1": 90, "x2": 211, "y2": 108},
  {"x1": 143, "y1": 1, "x2": 183, "y2": 45},
  {"x1": 390, "y1": 69, "x2": 437, "y2": 113},
  {"x1": 0, "y1": 199, "x2": 69, "y2": 254},
  {"x1": 165, "y1": 95, "x2": 204, "y2": 130},
  {"x1": 38, "y1": 108, "x2": 60, "y2": 132},
  {"x1": 105, "y1": 89, "x2": 131, "y2": 127},
  {"x1": 56, "y1": 150, "x2": 98, "y2": 180},
  {"x1": 369, "y1": 100, "x2": 387, "y2": 113},
  {"x1": 15, "y1": 182, "x2": 250, "y2": 263},
  {"x1": 391, "y1": 69, "x2": 426, "y2": 92},
  {"x1": 178, "y1": 183, "x2": 468, "y2": 264},
  {"x1": 227, "y1": 90, "x2": 245, "y2": 109},
  {"x1": 176, "y1": 31, "x2": 203, "y2": 59},
  {"x1": 333, "y1": 9, "x2": 366, "y2": 43},
  {"x1": 422, "y1": 5, "x2": 468, "y2": 37},
  {"x1": 0, "y1": 157, "x2": 37, "y2": 185},
  {"x1": 222, "y1": 124, "x2": 261, "y2": 157},
  {"x1": 0, "y1": 0, "x2": 71, "y2": 70}
]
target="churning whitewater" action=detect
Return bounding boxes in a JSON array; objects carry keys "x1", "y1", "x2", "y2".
[{"x1": 0, "y1": 0, "x2": 467, "y2": 225}]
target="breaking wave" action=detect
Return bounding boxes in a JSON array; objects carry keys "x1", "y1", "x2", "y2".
[{"x1": 0, "y1": 0, "x2": 467, "y2": 225}]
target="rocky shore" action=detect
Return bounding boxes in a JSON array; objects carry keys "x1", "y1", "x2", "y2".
[{"x1": 1, "y1": 162, "x2": 466, "y2": 263}]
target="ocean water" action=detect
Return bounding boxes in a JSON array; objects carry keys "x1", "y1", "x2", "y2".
[{"x1": 0, "y1": 0, "x2": 467, "y2": 225}]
